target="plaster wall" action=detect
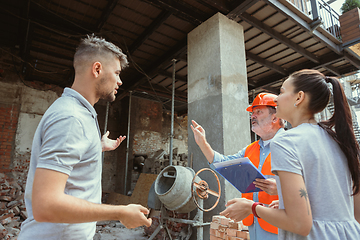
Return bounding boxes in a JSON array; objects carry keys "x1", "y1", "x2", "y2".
[
  {"x1": 0, "y1": 76, "x2": 188, "y2": 195},
  {"x1": 0, "y1": 80, "x2": 59, "y2": 179}
]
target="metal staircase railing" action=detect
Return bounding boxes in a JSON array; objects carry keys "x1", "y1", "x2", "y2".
[{"x1": 287, "y1": 0, "x2": 341, "y2": 39}]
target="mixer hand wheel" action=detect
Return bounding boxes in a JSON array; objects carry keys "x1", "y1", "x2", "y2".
[{"x1": 191, "y1": 168, "x2": 221, "y2": 212}]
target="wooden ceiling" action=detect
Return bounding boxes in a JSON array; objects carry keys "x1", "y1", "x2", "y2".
[{"x1": 1, "y1": 0, "x2": 360, "y2": 113}]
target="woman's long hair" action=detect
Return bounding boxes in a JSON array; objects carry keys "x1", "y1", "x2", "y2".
[{"x1": 290, "y1": 69, "x2": 360, "y2": 195}]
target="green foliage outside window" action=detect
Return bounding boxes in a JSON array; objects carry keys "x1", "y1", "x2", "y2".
[{"x1": 341, "y1": 0, "x2": 360, "y2": 14}]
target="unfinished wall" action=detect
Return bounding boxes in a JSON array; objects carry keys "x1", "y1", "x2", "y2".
[
  {"x1": 0, "y1": 76, "x2": 61, "y2": 182},
  {"x1": 0, "y1": 103, "x2": 19, "y2": 173},
  {"x1": 0, "y1": 73, "x2": 189, "y2": 196},
  {"x1": 95, "y1": 99, "x2": 126, "y2": 193},
  {"x1": 114, "y1": 95, "x2": 188, "y2": 194},
  {"x1": 132, "y1": 97, "x2": 188, "y2": 156}
]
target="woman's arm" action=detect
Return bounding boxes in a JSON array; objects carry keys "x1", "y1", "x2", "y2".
[
  {"x1": 259, "y1": 171, "x2": 312, "y2": 236},
  {"x1": 354, "y1": 192, "x2": 360, "y2": 224},
  {"x1": 221, "y1": 171, "x2": 312, "y2": 236}
]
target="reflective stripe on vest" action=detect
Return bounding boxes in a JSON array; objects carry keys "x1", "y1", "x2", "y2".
[{"x1": 242, "y1": 140, "x2": 278, "y2": 234}]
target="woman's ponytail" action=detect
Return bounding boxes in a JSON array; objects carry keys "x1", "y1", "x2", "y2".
[{"x1": 322, "y1": 76, "x2": 360, "y2": 195}]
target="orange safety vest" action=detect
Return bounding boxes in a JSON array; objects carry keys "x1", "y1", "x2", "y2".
[{"x1": 242, "y1": 140, "x2": 278, "y2": 234}]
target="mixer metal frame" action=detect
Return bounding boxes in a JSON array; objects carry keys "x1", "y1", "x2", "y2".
[{"x1": 148, "y1": 200, "x2": 207, "y2": 240}]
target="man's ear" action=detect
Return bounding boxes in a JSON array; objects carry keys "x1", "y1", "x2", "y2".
[
  {"x1": 272, "y1": 115, "x2": 278, "y2": 123},
  {"x1": 91, "y1": 62, "x2": 102, "y2": 78}
]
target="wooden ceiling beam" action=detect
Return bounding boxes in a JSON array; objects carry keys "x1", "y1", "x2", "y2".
[
  {"x1": 323, "y1": 66, "x2": 341, "y2": 76},
  {"x1": 240, "y1": 12, "x2": 320, "y2": 64},
  {"x1": 30, "y1": 46, "x2": 74, "y2": 62},
  {"x1": 20, "y1": 0, "x2": 34, "y2": 78},
  {"x1": 263, "y1": 0, "x2": 342, "y2": 54},
  {"x1": 246, "y1": 51, "x2": 288, "y2": 76},
  {"x1": 116, "y1": 37, "x2": 187, "y2": 102},
  {"x1": 136, "y1": 84, "x2": 187, "y2": 103},
  {"x1": 318, "y1": 52, "x2": 344, "y2": 67},
  {"x1": 260, "y1": 85, "x2": 279, "y2": 94},
  {"x1": 32, "y1": 36, "x2": 76, "y2": 53},
  {"x1": 117, "y1": 0, "x2": 261, "y2": 100},
  {"x1": 143, "y1": 0, "x2": 208, "y2": 25},
  {"x1": 96, "y1": 0, "x2": 119, "y2": 31},
  {"x1": 194, "y1": 0, "x2": 231, "y2": 13},
  {"x1": 339, "y1": 65, "x2": 360, "y2": 76},
  {"x1": 128, "y1": 10, "x2": 171, "y2": 55},
  {"x1": 157, "y1": 70, "x2": 187, "y2": 83},
  {"x1": 344, "y1": 50, "x2": 360, "y2": 70},
  {"x1": 227, "y1": 0, "x2": 260, "y2": 20},
  {"x1": 30, "y1": 1, "x2": 95, "y2": 34},
  {"x1": 317, "y1": 52, "x2": 345, "y2": 76},
  {"x1": 250, "y1": 52, "x2": 347, "y2": 90}
]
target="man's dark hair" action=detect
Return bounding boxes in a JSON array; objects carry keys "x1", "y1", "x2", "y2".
[{"x1": 74, "y1": 34, "x2": 128, "y2": 69}]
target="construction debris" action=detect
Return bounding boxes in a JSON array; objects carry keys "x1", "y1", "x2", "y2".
[
  {"x1": 94, "y1": 221, "x2": 148, "y2": 240},
  {"x1": 140, "y1": 148, "x2": 188, "y2": 175},
  {"x1": 0, "y1": 173, "x2": 26, "y2": 240},
  {"x1": 144, "y1": 210, "x2": 190, "y2": 240},
  {"x1": 210, "y1": 215, "x2": 249, "y2": 240}
]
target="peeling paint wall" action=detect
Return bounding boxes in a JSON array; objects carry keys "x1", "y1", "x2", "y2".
[
  {"x1": 131, "y1": 96, "x2": 188, "y2": 158},
  {"x1": 0, "y1": 75, "x2": 189, "y2": 195},
  {"x1": 0, "y1": 79, "x2": 60, "y2": 181},
  {"x1": 114, "y1": 96, "x2": 189, "y2": 194}
]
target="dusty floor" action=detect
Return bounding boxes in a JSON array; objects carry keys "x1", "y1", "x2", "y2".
[{"x1": 94, "y1": 221, "x2": 148, "y2": 240}]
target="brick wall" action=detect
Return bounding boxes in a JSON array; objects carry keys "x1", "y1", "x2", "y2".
[
  {"x1": 0, "y1": 104, "x2": 19, "y2": 173},
  {"x1": 210, "y1": 215, "x2": 249, "y2": 240}
]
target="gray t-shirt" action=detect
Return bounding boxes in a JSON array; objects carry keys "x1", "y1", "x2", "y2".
[
  {"x1": 271, "y1": 123, "x2": 360, "y2": 240},
  {"x1": 18, "y1": 88, "x2": 102, "y2": 240}
]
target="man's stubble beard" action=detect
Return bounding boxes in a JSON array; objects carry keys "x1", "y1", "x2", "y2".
[
  {"x1": 97, "y1": 77, "x2": 116, "y2": 102},
  {"x1": 102, "y1": 92, "x2": 115, "y2": 102}
]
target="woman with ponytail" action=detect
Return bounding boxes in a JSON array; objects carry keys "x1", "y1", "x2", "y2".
[{"x1": 220, "y1": 69, "x2": 360, "y2": 239}]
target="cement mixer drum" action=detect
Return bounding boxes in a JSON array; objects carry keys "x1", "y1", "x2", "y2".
[
  {"x1": 155, "y1": 165, "x2": 200, "y2": 213},
  {"x1": 155, "y1": 165, "x2": 221, "y2": 213}
]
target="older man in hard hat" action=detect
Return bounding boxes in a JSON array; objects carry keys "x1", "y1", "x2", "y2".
[{"x1": 191, "y1": 92, "x2": 284, "y2": 240}]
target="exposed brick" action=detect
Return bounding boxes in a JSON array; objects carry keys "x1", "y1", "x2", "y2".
[
  {"x1": 226, "y1": 228, "x2": 237, "y2": 237},
  {"x1": 215, "y1": 229, "x2": 226, "y2": 239},
  {"x1": 0, "y1": 196, "x2": 12, "y2": 202},
  {"x1": 210, "y1": 235, "x2": 223, "y2": 240},
  {"x1": 226, "y1": 236, "x2": 245, "y2": 240},
  {"x1": 219, "y1": 216, "x2": 230, "y2": 226},
  {"x1": 12, "y1": 207, "x2": 20, "y2": 216},
  {"x1": 7, "y1": 200, "x2": 21, "y2": 208},
  {"x1": 0, "y1": 223, "x2": 8, "y2": 238},
  {"x1": 20, "y1": 210, "x2": 28, "y2": 219},
  {"x1": 218, "y1": 224, "x2": 228, "y2": 233},
  {"x1": 0, "y1": 104, "x2": 19, "y2": 173},
  {"x1": 1, "y1": 216, "x2": 13, "y2": 225},
  {"x1": 210, "y1": 222, "x2": 220, "y2": 230},
  {"x1": 236, "y1": 230, "x2": 249, "y2": 239},
  {"x1": 0, "y1": 213, "x2": 14, "y2": 221}
]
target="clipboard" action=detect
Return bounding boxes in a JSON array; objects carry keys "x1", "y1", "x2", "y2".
[{"x1": 213, "y1": 157, "x2": 266, "y2": 193}]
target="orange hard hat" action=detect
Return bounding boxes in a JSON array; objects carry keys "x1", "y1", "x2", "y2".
[{"x1": 246, "y1": 93, "x2": 277, "y2": 112}]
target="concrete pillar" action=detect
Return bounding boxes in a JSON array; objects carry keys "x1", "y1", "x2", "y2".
[{"x1": 187, "y1": 13, "x2": 250, "y2": 239}]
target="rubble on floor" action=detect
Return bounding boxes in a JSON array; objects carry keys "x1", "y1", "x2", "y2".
[
  {"x1": 144, "y1": 210, "x2": 191, "y2": 240},
  {"x1": 0, "y1": 173, "x2": 26, "y2": 240},
  {"x1": 94, "y1": 221, "x2": 148, "y2": 240}
]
